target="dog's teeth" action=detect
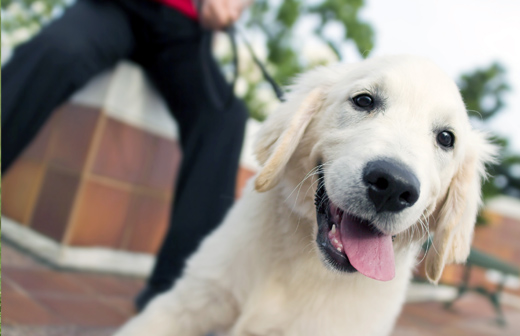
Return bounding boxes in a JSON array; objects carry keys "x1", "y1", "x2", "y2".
[
  {"x1": 337, "y1": 247, "x2": 342, "y2": 252},
  {"x1": 333, "y1": 238, "x2": 339, "y2": 244},
  {"x1": 331, "y1": 224, "x2": 337, "y2": 235}
]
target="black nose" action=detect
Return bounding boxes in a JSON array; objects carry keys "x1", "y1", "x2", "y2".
[{"x1": 363, "y1": 159, "x2": 420, "y2": 213}]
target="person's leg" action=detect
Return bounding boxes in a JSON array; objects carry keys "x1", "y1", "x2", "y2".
[
  {"x1": 1, "y1": 0, "x2": 134, "y2": 173},
  {"x1": 134, "y1": 8, "x2": 248, "y2": 310}
]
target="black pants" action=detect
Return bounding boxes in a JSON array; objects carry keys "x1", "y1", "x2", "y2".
[{"x1": 1, "y1": 0, "x2": 248, "y2": 289}]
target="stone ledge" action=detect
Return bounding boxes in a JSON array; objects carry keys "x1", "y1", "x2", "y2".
[
  {"x1": 71, "y1": 61, "x2": 179, "y2": 141},
  {"x1": 1, "y1": 216, "x2": 153, "y2": 277}
]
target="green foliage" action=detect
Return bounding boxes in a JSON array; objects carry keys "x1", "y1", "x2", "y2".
[
  {"x1": 248, "y1": 0, "x2": 373, "y2": 85},
  {"x1": 458, "y1": 63, "x2": 520, "y2": 200},
  {"x1": 1, "y1": 0, "x2": 69, "y2": 33},
  {"x1": 459, "y1": 62, "x2": 510, "y2": 120},
  {"x1": 310, "y1": 0, "x2": 374, "y2": 58}
]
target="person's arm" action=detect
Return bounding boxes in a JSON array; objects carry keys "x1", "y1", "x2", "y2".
[{"x1": 199, "y1": 0, "x2": 252, "y2": 30}]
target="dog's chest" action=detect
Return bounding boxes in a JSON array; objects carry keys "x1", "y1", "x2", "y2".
[{"x1": 229, "y1": 274, "x2": 405, "y2": 336}]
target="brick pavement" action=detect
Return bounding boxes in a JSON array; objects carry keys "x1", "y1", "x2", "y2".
[{"x1": 2, "y1": 239, "x2": 519, "y2": 336}]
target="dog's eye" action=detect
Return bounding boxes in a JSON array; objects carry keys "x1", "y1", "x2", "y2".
[
  {"x1": 352, "y1": 94, "x2": 374, "y2": 108},
  {"x1": 437, "y1": 131, "x2": 455, "y2": 148}
]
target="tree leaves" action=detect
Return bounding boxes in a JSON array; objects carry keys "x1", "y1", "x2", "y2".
[
  {"x1": 459, "y1": 63, "x2": 510, "y2": 121},
  {"x1": 458, "y1": 63, "x2": 520, "y2": 199},
  {"x1": 1, "y1": 0, "x2": 69, "y2": 34},
  {"x1": 310, "y1": 0, "x2": 374, "y2": 57}
]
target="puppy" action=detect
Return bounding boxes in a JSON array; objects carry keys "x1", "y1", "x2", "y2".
[{"x1": 114, "y1": 55, "x2": 496, "y2": 336}]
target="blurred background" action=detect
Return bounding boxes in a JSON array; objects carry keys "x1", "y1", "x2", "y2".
[{"x1": 1, "y1": 0, "x2": 519, "y2": 335}]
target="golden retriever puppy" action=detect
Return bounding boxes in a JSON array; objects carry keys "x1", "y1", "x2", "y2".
[{"x1": 114, "y1": 55, "x2": 496, "y2": 336}]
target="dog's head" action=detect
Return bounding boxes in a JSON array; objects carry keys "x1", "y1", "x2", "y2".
[{"x1": 254, "y1": 55, "x2": 497, "y2": 283}]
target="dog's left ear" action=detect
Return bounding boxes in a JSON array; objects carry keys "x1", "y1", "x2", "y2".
[
  {"x1": 425, "y1": 130, "x2": 498, "y2": 283},
  {"x1": 254, "y1": 88, "x2": 324, "y2": 192}
]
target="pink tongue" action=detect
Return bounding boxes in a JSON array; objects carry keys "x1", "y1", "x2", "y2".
[{"x1": 340, "y1": 214, "x2": 395, "y2": 281}]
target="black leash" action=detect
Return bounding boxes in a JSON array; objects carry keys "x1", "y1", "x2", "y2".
[
  {"x1": 200, "y1": 23, "x2": 286, "y2": 113},
  {"x1": 231, "y1": 25, "x2": 286, "y2": 103}
]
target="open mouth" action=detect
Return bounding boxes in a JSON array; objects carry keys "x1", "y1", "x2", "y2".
[{"x1": 315, "y1": 167, "x2": 396, "y2": 281}]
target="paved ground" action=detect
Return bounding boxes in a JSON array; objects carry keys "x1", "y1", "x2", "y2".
[{"x1": 2, "y1": 239, "x2": 519, "y2": 335}]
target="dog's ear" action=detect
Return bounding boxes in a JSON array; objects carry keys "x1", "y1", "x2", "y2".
[
  {"x1": 254, "y1": 88, "x2": 323, "y2": 192},
  {"x1": 425, "y1": 131, "x2": 497, "y2": 283}
]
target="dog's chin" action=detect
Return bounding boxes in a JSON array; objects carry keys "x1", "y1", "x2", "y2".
[{"x1": 314, "y1": 168, "x2": 397, "y2": 279}]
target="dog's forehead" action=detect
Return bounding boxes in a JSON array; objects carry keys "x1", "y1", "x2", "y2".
[
  {"x1": 337, "y1": 56, "x2": 467, "y2": 122},
  {"x1": 381, "y1": 58, "x2": 460, "y2": 101}
]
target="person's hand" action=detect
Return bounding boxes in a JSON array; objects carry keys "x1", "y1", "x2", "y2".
[{"x1": 199, "y1": 0, "x2": 249, "y2": 30}]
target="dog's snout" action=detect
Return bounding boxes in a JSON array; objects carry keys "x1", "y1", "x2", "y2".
[{"x1": 363, "y1": 160, "x2": 420, "y2": 213}]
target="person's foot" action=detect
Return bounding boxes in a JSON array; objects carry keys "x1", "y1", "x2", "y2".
[{"x1": 134, "y1": 283, "x2": 172, "y2": 312}]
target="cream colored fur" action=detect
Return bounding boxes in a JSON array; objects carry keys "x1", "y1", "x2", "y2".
[{"x1": 113, "y1": 55, "x2": 496, "y2": 336}]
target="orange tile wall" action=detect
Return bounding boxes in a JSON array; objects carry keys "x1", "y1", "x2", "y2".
[{"x1": 2, "y1": 102, "x2": 256, "y2": 255}]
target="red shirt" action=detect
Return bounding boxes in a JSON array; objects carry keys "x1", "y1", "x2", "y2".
[{"x1": 156, "y1": 0, "x2": 198, "y2": 20}]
